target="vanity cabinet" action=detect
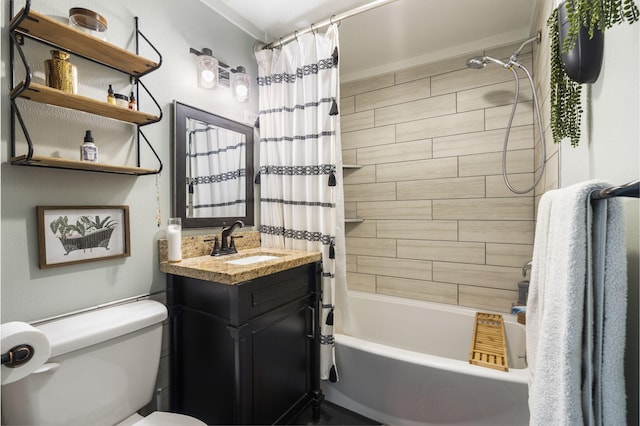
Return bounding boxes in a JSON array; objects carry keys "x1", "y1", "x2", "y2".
[
  {"x1": 167, "y1": 261, "x2": 322, "y2": 425},
  {"x1": 8, "y1": 2, "x2": 162, "y2": 175}
]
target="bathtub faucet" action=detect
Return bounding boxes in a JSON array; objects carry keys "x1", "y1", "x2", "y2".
[{"x1": 522, "y1": 260, "x2": 532, "y2": 278}]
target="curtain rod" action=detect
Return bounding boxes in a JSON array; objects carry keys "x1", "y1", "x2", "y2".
[{"x1": 260, "y1": 0, "x2": 399, "y2": 50}]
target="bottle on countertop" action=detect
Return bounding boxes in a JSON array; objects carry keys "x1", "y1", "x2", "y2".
[
  {"x1": 107, "y1": 84, "x2": 116, "y2": 105},
  {"x1": 128, "y1": 92, "x2": 137, "y2": 110},
  {"x1": 80, "y1": 130, "x2": 98, "y2": 162}
]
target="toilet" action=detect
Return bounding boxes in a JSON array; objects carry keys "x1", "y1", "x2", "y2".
[{"x1": 1, "y1": 299, "x2": 206, "y2": 426}]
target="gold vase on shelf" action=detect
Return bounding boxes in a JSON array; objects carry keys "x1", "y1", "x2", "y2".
[{"x1": 45, "y1": 50, "x2": 77, "y2": 94}]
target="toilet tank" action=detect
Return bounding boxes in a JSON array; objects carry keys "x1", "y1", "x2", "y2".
[{"x1": 2, "y1": 299, "x2": 168, "y2": 426}]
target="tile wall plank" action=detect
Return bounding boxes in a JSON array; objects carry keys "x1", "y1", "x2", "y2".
[{"x1": 356, "y1": 78, "x2": 431, "y2": 111}]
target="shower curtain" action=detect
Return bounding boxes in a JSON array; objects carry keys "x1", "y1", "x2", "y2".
[
  {"x1": 255, "y1": 24, "x2": 345, "y2": 382},
  {"x1": 187, "y1": 121, "x2": 246, "y2": 218}
]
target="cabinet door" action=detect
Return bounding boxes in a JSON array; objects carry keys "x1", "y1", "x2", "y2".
[
  {"x1": 173, "y1": 306, "x2": 236, "y2": 425},
  {"x1": 248, "y1": 298, "x2": 312, "y2": 424}
]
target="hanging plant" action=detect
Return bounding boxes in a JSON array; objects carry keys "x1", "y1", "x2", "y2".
[
  {"x1": 548, "y1": 0, "x2": 639, "y2": 147},
  {"x1": 549, "y1": 8, "x2": 583, "y2": 147},
  {"x1": 562, "y1": 0, "x2": 639, "y2": 52}
]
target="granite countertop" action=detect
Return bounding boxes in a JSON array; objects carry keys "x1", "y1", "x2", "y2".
[{"x1": 159, "y1": 247, "x2": 322, "y2": 285}]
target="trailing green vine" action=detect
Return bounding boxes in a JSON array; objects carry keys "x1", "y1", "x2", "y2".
[
  {"x1": 548, "y1": 0, "x2": 639, "y2": 147},
  {"x1": 548, "y1": 8, "x2": 583, "y2": 147}
]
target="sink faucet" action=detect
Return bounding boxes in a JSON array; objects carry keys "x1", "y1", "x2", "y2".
[{"x1": 221, "y1": 220, "x2": 244, "y2": 253}]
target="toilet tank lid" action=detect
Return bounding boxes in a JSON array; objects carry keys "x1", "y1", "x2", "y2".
[{"x1": 36, "y1": 300, "x2": 168, "y2": 358}]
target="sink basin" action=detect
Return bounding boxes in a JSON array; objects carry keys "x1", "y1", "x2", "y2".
[{"x1": 226, "y1": 255, "x2": 280, "y2": 265}]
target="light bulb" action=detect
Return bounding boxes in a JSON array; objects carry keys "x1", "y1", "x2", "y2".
[
  {"x1": 231, "y1": 66, "x2": 250, "y2": 102},
  {"x1": 201, "y1": 69, "x2": 215, "y2": 83},
  {"x1": 235, "y1": 84, "x2": 248, "y2": 98},
  {"x1": 197, "y1": 54, "x2": 218, "y2": 89}
]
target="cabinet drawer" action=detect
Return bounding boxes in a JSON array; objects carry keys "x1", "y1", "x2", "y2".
[{"x1": 233, "y1": 264, "x2": 314, "y2": 324}]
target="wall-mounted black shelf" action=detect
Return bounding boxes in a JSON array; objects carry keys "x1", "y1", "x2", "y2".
[{"x1": 9, "y1": 1, "x2": 163, "y2": 175}]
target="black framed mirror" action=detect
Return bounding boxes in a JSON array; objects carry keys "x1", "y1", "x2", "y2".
[{"x1": 173, "y1": 101, "x2": 254, "y2": 228}]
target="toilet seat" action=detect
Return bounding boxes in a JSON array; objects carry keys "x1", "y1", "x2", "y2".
[{"x1": 120, "y1": 411, "x2": 207, "y2": 426}]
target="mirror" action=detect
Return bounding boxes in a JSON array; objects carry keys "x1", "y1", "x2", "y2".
[{"x1": 173, "y1": 101, "x2": 254, "y2": 228}]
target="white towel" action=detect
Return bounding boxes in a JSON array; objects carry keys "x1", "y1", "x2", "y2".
[{"x1": 526, "y1": 180, "x2": 627, "y2": 425}]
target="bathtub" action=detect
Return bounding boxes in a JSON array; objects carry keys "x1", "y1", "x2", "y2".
[{"x1": 322, "y1": 291, "x2": 529, "y2": 426}]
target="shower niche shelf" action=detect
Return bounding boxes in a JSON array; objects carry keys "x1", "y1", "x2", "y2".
[
  {"x1": 343, "y1": 164, "x2": 363, "y2": 222},
  {"x1": 8, "y1": 3, "x2": 163, "y2": 176}
]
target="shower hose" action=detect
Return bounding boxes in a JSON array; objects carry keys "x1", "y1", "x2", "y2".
[{"x1": 503, "y1": 62, "x2": 546, "y2": 194}]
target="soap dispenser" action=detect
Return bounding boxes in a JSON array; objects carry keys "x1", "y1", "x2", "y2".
[{"x1": 80, "y1": 130, "x2": 98, "y2": 162}]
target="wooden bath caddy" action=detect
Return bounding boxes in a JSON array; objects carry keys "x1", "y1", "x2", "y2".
[{"x1": 469, "y1": 312, "x2": 509, "y2": 372}]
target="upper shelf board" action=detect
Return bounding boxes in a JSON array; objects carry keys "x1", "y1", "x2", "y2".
[{"x1": 11, "y1": 8, "x2": 159, "y2": 76}]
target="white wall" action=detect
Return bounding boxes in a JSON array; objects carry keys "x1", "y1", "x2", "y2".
[
  {"x1": 558, "y1": 16, "x2": 640, "y2": 425},
  {"x1": 1, "y1": 0, "x2": 259, "y2": 322},
  {"x1": 561, "y1": 22, "x2": 640, "y2": 186}
]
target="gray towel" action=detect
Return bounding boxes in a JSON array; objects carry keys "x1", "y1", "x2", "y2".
[{"x1": 526, "y1": 180, "x2": 627, "y2": 425}]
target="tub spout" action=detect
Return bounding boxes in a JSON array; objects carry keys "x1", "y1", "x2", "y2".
[{"x1": 522, "y1": 260, "x2": 532, "y2": 278}]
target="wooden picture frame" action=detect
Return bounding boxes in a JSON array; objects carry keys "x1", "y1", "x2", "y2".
[{"x1": 37, "y1": 205, "x2": 130, "y2": 269}]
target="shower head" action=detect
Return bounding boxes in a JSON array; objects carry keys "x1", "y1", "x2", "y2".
[{"x1": 466, "y1": 55, "x2": 510, "y2": 69}]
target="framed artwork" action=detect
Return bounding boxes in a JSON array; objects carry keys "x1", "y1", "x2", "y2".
[{"x1": 37, "y1": 205, "x2": 130, "y2": 269}]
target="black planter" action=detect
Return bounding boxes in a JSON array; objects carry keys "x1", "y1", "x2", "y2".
[{"x1": 558, "y1": 1, "x2": 604, "y2": 83}]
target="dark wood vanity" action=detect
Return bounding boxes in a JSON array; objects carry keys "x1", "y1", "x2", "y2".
[{"x1": 166, "y1": 259, "x2": 323, "y2": 425}]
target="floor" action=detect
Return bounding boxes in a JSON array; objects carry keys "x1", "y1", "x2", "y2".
[{"x1": 289, "y1": 400, "x2": 382, "y2": 425}]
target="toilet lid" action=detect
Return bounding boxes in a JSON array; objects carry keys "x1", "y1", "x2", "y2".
[{"x1": 133, "y1": 411, "x2": 207, "y2": 426}]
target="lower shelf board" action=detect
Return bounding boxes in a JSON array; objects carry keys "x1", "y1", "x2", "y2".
[{"x1": 11, "y1": 155, "x2": 159, "y2": 175}]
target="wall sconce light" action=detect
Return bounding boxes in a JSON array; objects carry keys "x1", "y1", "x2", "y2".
[
  {"x1": 190, "y1": 47, "x2": 251, "y2": 102},
  {"x1": 190, "y1": 47, "x2": 219, "y2": 90},
  {"x1": 231, "y1": 66, "x2": 250, "y2": 102}
]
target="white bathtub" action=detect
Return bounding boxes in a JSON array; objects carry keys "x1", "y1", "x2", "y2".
[{"x1": 322, "y1": 291, "x2": 529, "y2": 426}]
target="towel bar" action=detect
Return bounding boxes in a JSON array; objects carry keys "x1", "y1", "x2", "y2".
[{"x1": 590, "y1": 180, "x2": 639, "y2": 200}]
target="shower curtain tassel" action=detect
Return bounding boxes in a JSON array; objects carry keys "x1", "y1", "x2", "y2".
[
  {"x1": 332, "y1": 47, "x2": 339, "y2": 66},
  {"x1": 329, "y1": 98, "x2": 339, "y2": 116},
  {"x1": 329, "y1": 365, "x2": 338, "y2": 382},
  {"x1": 328, "y1": 170, "x2": 336, "y2": 186},
  {"x1": 254, "y1": 171, "x2": 261, "y2": 184},
  {"x1": 326, "y1": 307, "x2": 334, "y2": 325},
  {"x1": 329, "y1": 240, "x2": 335, "y2": 258}
]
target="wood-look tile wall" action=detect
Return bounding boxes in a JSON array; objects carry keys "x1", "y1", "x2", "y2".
[
  {"x1": 532, "y1": 0, "x2": 560, "y2": 206},
  {"x1": 341, "y1": 41, "x2": 539, "y2": 313}
]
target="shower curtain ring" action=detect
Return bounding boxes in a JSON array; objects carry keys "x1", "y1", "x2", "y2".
[
  {"x1": 294, "y1": 31, "x2": 299, "y2": 41},
  {"x1": 310, "y1": 23, "x2": 316, "y2": 34},
  {"x1": 330, "y1": 15, "x2": 340, "y2": 27}
]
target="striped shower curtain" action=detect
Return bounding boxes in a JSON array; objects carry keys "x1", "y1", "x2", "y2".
[{"x1": 255, "y1": 24, "x2": 345, "y2": 382}]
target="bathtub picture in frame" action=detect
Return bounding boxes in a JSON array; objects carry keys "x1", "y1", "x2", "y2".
[{"x1": 37, "y1": 205, "x2": 130, "y2": 269}]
